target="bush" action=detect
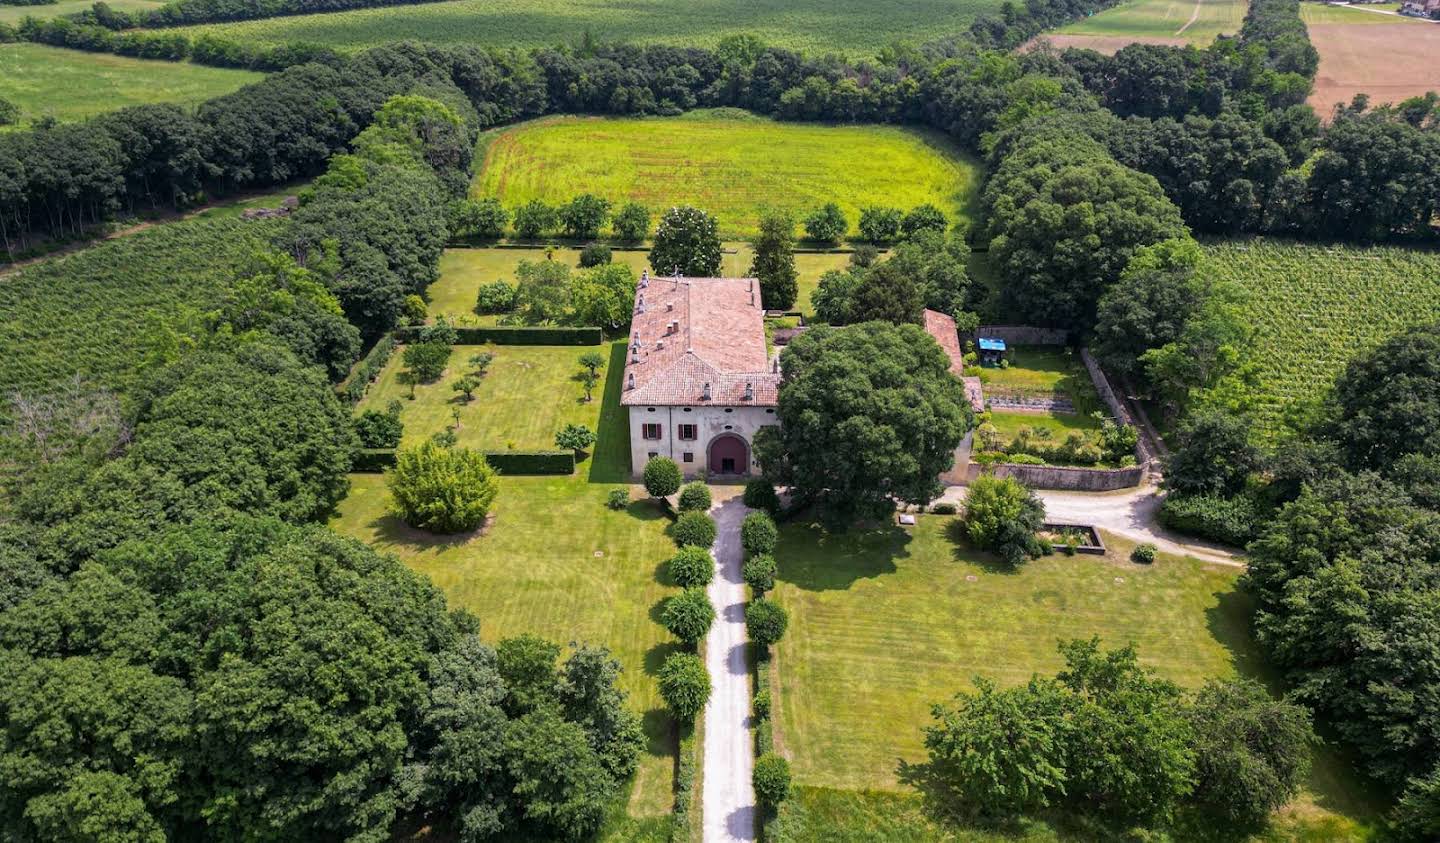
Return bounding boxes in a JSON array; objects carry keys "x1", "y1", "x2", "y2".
[
  {"x1": 1158, "y1": 493, "x2": 1259, "y2": 547},
  {"x1": 607, "y1": 489, "x2": 629, "y2": 510},
  {"x1": 668, "y1": 545, "x2": 714, "y2": 588},
  {"x1": 753, "y1": 753, "x2": 792, "y2": 805},
  {"x1": 643, "y1": 457, "x2": 682, "y2": 499},
  {"x1": 339, "y1": 335, "x2": 395, "y2": 404},
  {"x1": 740, "y1": 512, "x2": 778, "y2": 556},
  {"x1": 742, "y1": 554, "x2": 777, "y2": 595},
  {"x1": 900, "y1": 203, "x2": 948, "y2": 239},
  {"x1": 804, "y1": 203, "x2": 847, "y2": 243},
  {"x1": 475, "y1": 280, "x2": 516, "y2": 314},
  {"x1": 672, "y1": 512, "x2": 717, "y2": 548},
  {"x1": 400, "y1": 294, "x2": 427, "y2": 325},
  {"x1": 678, "y1": 482, "x2": 712, "y2": 513},
  {"x1": 611, "y1": 202, "x2": 651, "y2": 242},
  {"x1": 481, "y1": 451, "x2": 574, "y2": 475},
  {"x1": 858, "y1": 206, "x2": 903, "y2": 243},
  {"x1": 1131, "y1": 543, "x2": 1158, "y2": 564},
  {"x1": 578, "y1": 243, "x2": 612, "y2": 267},
  {"x1": 0, "y1": 96, "x2": 18, "y2": 127},
  {"x1": 658, "y1": 653, "x2": 710, "y2": 720},
  {"x1": 512, "y1": 199, "x2": 556, "y2": 239},
  {"x1": 742, "y1": 479, "x2": 780, "y2": 514},
  {"x1": 963, "y1": 475, "x2": 1045, "y2": 566},
  {"x1": 353, "y1": 401, "x2": 403, "y2": 449},
  {"x1": 931, "y1": 502, "x2": 958, "y2": 515},
  {"x1": 753, "y1": 689, "x2": 771, "y2": 720},
  {"x1": 387, "y1": 442, "x2": 499, "y2": 534},
  {"x1": 661, "y1": 588, "x2": 715, "y2": 646},
  {"x1": 746, "y1": 598, "x2": 788, "y2": 647}
]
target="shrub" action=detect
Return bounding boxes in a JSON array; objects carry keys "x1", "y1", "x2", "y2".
[
  {"x1": 672, "y1": 512, "x2": 717, "y2": 548},
  {"x1": 661, "y1": 588, "x2": 715, "y2": 646},
  {"x1": 658, "y1": 652, "x2": 710, "y2": 720},
  {"x1": 858, "y1": 206, "x2": 903, "y2": 243},
  {"x1": 804, "y1": 202, "x2": 848, "y2": 243},
  {"x1": 474, "y1": 280, "x2": 516, "y2": 314},
  {"x1": 746, "y1": 598, "x2": 788, "y2": 647},
  {"x1": 900, "y1": 203, "x2": 948, "y2": 239},
  {"x1": 753, "y1": 753, "x2": 792, "y2": 805},
  {"x1": 643, "y1": 457, "x2": 682, "y2": 499},
  {"x1": 578, "y1": 243, "x2": 612, "y2": 267},
  {"x1": 742, "y1": 479, "x2": 780, "y2": 514},
  {"x1": 931, "y1": 502, "x2": 958, "y2": 515},
  {"x1": 669, "y1": 545, "x2": 714, "y2": 588},
  {"x1": 400, "y1": 294, "x2": 427, "y2": 325},
  {"x1": 963, "y1": 475, "x2": 1045, "y2": 566},
  {"x1": 0, "y1": 96, "x2": 18, "y2": 127},
  {"x1": 512, "y1": 199, "x2": 556, "y2": 239},
  {"x1": 742, "y1": 554, "x2": 777, "y2": 595},
  {"x1": 555, "y1": 423, "x2": 596, "y2": 454},
  {"x1": 753, "y1": 689, "x2": 771, "y2": 720},
  {"x1": 849, "y1": 243, "x2": 879, "y2": 268},
  {"x1": 678, "y1": 482, "x2": 712, "y2": 513},
  {"x1": 1131, "y1": 543, "x2": 1158, "y2": 564},
  {"x1": 607, "y1": 489, "x2": 629, "y2": 510},
  {"x1": 740, "y1": 512, "x2": 778, "y2": 556},
  {"x1": 612, "y1": 202, "x2": 651, "y2": 242},
  {"x1": 387, "y1": 442, "x2": 498, "y2": 534},
  {"x1": 1158, "y1": 493, "x2": 1259, "y2": 547},
  {"x1": 353, "y1": 401, "x2": 403, "y2": 448}
]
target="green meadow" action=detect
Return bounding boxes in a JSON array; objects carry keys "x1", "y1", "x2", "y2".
[
  {"x1": 1055, "y1": 0, "x2": 1246, "y2": 44},
  {"x1": 0, "y1": 0, "x2": 161, "y2": 23}
]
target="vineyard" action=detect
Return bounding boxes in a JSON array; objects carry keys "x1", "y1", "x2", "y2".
[
  {"x1": 0, "y1": 216, "x2": 281, "y2": 402},
  {"x1": 1201, "y1": 239, "x2": 1440, "y2": 434}
]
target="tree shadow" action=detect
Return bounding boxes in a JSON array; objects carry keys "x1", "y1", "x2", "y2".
[
  {"x1": 640, "y1": 707, "x2": 676, "y2": 762},
  {"x1": 644, "y1": 640, "x2": 683, "y2": 678},
  {"x1": 625, "y1": 499, "x2": 668, "y2": 523},
  {"x1": 943, "y1": 518, "x2": 1022, "y2": 575},
  {"x1": 647, "y1": 596, "x2": 671, "y2": 625},
  {"x1": 775, "y1": 520, "x2": 911, "y2": 592},
  {"x1": 586, "y1": 340, "x2": 632, "y2": 484},
  {"x1": 366, "y1": 513, "x2": 485, "y2": 551}
]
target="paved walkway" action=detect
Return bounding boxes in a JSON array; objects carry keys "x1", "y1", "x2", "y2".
[
  {"x1": 936, "y1": 482, "x2": 1243, "y2": 567},
  {"x1": 702, "y1": 497, "x2": 757, "y2": 842}
]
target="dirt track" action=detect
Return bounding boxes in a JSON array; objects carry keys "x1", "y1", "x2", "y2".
[{"x1": 1309, "y1": 23, "x2": 1440, "y2": 113}]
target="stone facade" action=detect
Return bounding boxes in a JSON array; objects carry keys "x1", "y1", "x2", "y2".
[{"x1": 628, "y1": 404, "x2": 778, "y2": 478}]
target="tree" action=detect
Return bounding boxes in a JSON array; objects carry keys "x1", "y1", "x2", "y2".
[
  {"x1": 0, "y1": 96, "x2": 18, "y2": 127},
  {"x1": 668, "y1": 546, "x2": 714, "y2": 588},
  {"x1": 921, "y1": 676, "x2": 1071, "y2": 816},
  {"x1": 804, "y1": 203, "x2": 847, "y2": 243},
  {"x1": 449, "y1": 197, "x2": 508, "y2": 239},
  {"x1": 750, "y1": 210, "x2": 798, "y2": 310},
  {"x1": 504, "y1": 708, "x2": 614, "y2": 839},
  {"x1": 513, "y1": 259, "x2": 571, "y2": 325},
  {"x1": 650, "y1": 206, "x2": 722, "y2": 277},
  {"x1": 1188, "y1": 678, "x2": 1314, "y2": 827},
  {"x1": 671, "y1": 511, "x2": 717, "y2": 548},
  {"x1": 745, "y1": 598, "x2": 788, "y2": 647},
  {"x1": 354, "y1": 400, "x2": 404, "y2": 448},
  {"x1": 1393, "y1": 765, "x2": 1440, "y2": 843},
  {"x1": 742, "y1": 554, "x2": 777, "y2": 594},
  {"x1": 678, "y1": 482, "x2": 712, "y2": 512},
  {"x1": 475, "y1": 281, "x2": 517, "y2": 314},
  {"x1": 1092, "y1": 239, "x2": 1206, "y2": 378},
  {"x1": 452, "y1": 375, "x2": 481, "y2": 402},
  {"x1": 643, "y1": 457, "x2": 682, "y2": 499},
  {"x1": 849, "y1": 258, "x2": 924, "y2": 325},
  {"x1": 658, "y1": 652, "x2": 710, "y2": 720},
  {"x1": 810, "y1": 269, "x2": 861, "y2": 325},
  {"x1": 512, "y1": 200, "x2": 557, "y2": 239},
  {"x1": 742, "y1": 479, "x2": 780, "y2": 514},
  {"x1": 740, "y1": 512, "x2": 778, "y2": 556},
  {"x1": 554, "y1": 423, "x2": 596, "y2": 455},
  {"x1": 661, "y1": 587, "x2": 715, "y2": 646},
  {"x1": 561, "y1": 194, "x2": 612, "y2": 240},
  {"x1": 578, "y1": 243, "x2": 611, "y2": 267},
  {"x1": 578, "y1": 351, "x2": 606, "y2": 377},
  {"x1": 612, "y1": 202, "x2": 651, "y2": 242},
  {"x1": 1163, "y1": 409, "x2": 1260, "y2": 497},
  {"x1": 1330, "y1": 322, "x2": 1440, "y2": 470},
  {"x1": 963, "y1": 475, "x2": 1045, "y2": 566},
  {"x1": 403, "y1": 340, "x2": 451, "y2": 383},
  {"x1": 387, "y1": 442, "x2": 499, "y2": 534},
  {"x1": 757, "y1": 322, "x2": 970, "y2": 526},
  {"x1": 901, "y1": 204, "x2": 948, "y2": 239},
  {"x1": 858, "y1": 206, "x2": 903, "y2": 243},
  {"x1": 569, "y1": 263, "x2": 636, "y2": 330},
  {"x1": 578, "y1": 369, "x2": 599, "y2": 402},
  {"x1": 753, "y1": 754, "x2": 792, "y2": 806}
]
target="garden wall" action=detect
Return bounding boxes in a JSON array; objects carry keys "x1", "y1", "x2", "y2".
[
  {"x1": 963, "y1": 461, "x2": 1145, "y2": 491},
  {"x1": 1079, "y1": 348, "x2": 1156, "y2": 466},
  {"x1": 972, "y1": 324, "x2": 1070, "y2": 345},
  {"x1": 352, "y1": 448, "x2": 575, "y2": 475}
]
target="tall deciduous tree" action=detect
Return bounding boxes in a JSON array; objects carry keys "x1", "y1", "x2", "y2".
[
  {"x1": 750, "y1": 210, "x2": 798, "y2": 310},
  {"x1": 649, "y1": 206, "x2": 721, "y2": 277}
]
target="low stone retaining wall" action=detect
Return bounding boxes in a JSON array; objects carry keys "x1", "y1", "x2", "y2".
[{"x1": 964, "y1": 461, "x2": 1145, "y2": 491}]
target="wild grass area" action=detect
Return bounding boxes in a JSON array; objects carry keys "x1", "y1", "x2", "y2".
[
  {"x1": 166, "y1": 0, "x2": 1010, "y2": 55},
  {"x1": 428, "y1": 246, "x2": 850, "y2": 324},
  {"x1": 0, "y1": 215, "x2": 281, "y2": 400},
  {"x1": 0, "y1": 0, "x2": 160, "y2": 23},
  {"x1": 767, "y1": 517, "x2": 1380, "y2": 839},
  {"x1": 0, "y1": 44, "x2": 263, "y2": 126},
  {"x1": 333, "y1": 340, "x2": 686, "y2": 821},
  {"x1": 472, "y1": 111, "x2": 979, "y2": 240},
  {"x1": 1200, "y1": 239, "x2": 1440, "y2": 435}
]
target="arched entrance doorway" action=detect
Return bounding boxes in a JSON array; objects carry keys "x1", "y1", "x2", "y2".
[{"x1": 708, "y1": 433, "x2": 749, "y2": 477}]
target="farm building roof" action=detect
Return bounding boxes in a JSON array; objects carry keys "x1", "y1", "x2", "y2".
[
  {"x1": 621, "y1": 272, "x2": 780, "y2": 407},
  {"x1": 923, "y1": 309, "x2": 985, "y2": 412},
  {"x1": 977, "y1": 337, "x2": 1006, "y2": 352}
]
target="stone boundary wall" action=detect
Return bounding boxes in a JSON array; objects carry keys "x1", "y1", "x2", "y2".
[
  {"x1": 964, "y1": 461, "x2": 1146, "y2": 491},
  {"x1": 972, "y1": 324, "x2": 1070, "y2": 345},
  {"x1": 1079, "y1": 348, "x2": 1156, "y2": 467}
]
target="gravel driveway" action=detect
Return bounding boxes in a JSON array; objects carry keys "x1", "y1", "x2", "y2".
[{"x1": 702, "y1": 497, "x2": 757, "y2": 842}]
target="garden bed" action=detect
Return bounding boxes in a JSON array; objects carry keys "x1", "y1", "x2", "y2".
[{"x1": 1039, "y1": 522, "x2": 1105, "y2": 554}]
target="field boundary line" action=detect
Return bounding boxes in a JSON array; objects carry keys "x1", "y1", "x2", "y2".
[{"x1": 1175, "y1": 0, "x2": 1204, "y2": 34}]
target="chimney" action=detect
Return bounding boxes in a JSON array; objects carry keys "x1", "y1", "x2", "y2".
[
  {"x1": 666, "y1": 302, "x2": 674, "y2": 312},
  {"x1": 744, "y1": 382, "x2": 754, "y2": 401},
  {"x1": 631, "y1": 349, "x2": 640, "y2": 363},
  {"x1": 702, "y1": 383, "x2": 711, "y2": 401},
  {"x1": 626, "y1": 372, "x2": 635, "y2": 390},
  {"x1": 772, "y1": 358, "x2": 779, "y2": 374},
  {"x1": 641, "y1": 269, "x2": 648, "y2": 282}
]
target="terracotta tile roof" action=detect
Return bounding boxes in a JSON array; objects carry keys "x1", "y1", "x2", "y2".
[
  {"x1": 622, "y1": 273, "x2": 781, "y2": 406},
  {"x1": 924, "y1": 309, "x2": 985, "y2": 412}
]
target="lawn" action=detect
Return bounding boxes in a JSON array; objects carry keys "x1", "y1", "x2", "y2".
[
  {"x1": 428, "y1": 247, "x2": 850, "y2": 324},
  {"x1": 766, "y1": 517, "x2": 1380, "y2": 838},
  {"x1": 333, "y1": 339, "x2": 686, "y2": 820},
  {"x1": 1200, "y1": 239, "x2": 1440, "y2": 436},
  {"x1": 1299, "y1": 1, "x2": 1418, "y2": 23},
  {"x1": 165, "y1": 0, "x2": 1010, "y2": 55},
  {"x1": 1054, "y1": 0, "x2": 1246, "y2": 43},
  {"x1": 471, "y1": 111, "x2": 980, "y2": 240},
  {"x1": 0, "y1": 0, "x2": 161, "y2": 23},
  {"x1": 0, "y1": 44, "x2": 263, "y2": 126},
  {"x1": 356, "y1": 341, "x2": 621, "y2": 452},
  {"x1": 986, "y1": 409, "x2": 1101, "y2": 441},
  {"x1": 975, "y1": 346, "x2": 1102, "y2": 413}
]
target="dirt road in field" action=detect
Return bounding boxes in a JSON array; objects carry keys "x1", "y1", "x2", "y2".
[{"x1": 702, "y1": 497, "x2": 756, "y2": 842}]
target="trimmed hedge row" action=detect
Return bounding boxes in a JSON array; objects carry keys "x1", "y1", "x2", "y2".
[
  {"x1": 351, "y1": 448, "x2": 574, "y2": 475},
  {"x1": 338, "y1": 335, "x2": 396, "y2": 404},
  {"x1": 670, "y1": 722, "x2": 700, "y2": 843},
  {"x1": 393, "y1": 326, "x2": 603, "y2": 346}
]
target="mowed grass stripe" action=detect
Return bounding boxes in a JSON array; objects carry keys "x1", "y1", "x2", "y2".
[{"x1": 472, "y1": 111, "x2": 979, "y2": 240}]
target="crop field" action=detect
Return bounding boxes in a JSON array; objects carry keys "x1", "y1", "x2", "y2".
[
  {"x1": 766, "y1": 518, "x2": 1377, "y2": 838},
  {"x1": 0, "y1": 215, "x2": 281, "y2": 402},
  {"x1": 0, "y1": 44, "x2": 263, "y2": 126},
  {"x1": 1043, "y1": 0, "x2": 1245, "y2": 51},
  {"x1": 1301, "y1": 10, "x2": 1440, "y2": 112},
  {"x1": 1201, "y1": 239, "x2": 1440, "y2": 436},
  {"x1": 167, "y1": 0, "x2": 1008, "y2": 55},
  {"x1": 472, "y1": 111, "x2": 979, "y2": 241},
  {"x1": 0, "y1": 0, "x2": 161, "y2": 23}
]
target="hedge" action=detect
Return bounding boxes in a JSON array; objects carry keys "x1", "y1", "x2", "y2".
[
  {"x1": 393, "y1": 325, "x2": 603, "y2": 346},
  {"x1": 1158, "y1": 492, "x2": 1260, "y2": 547},
  {"x1": 351, "y1": 448, "x2": 573, "y2": 475},
  {"x1": 338, "y1": 335, "x2": 396, "y2": 404}
]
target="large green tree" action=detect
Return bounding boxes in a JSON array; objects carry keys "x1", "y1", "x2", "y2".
[
  {"x1": 1188, "y1": 678, "x2": 1314, "y2": 827},
  {"x1": 756, "y1": 322, "x2": 971, "y2": 526},
  {"x1": 1329, "y1": 322, "x2": 1440, "y2": 470},
  {"x1": 750, "y1": 210, "x2": 798, "y2": 310},
  {"x1": 649, "y1": 206, "x2": 721, "y2": 277}
]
